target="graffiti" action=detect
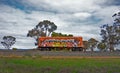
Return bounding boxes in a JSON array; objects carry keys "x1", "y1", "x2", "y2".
[{"x1": 41, "y1": 39, "x2": 80, "y2": 47}]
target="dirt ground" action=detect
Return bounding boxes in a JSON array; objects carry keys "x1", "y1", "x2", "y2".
[{"x1": 42, "y1": 56, "x2": 120, "y2": 59}]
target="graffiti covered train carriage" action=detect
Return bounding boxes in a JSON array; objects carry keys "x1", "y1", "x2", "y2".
[{"x1": 38, "y1": 37, "x2": 84, "y2": 51}]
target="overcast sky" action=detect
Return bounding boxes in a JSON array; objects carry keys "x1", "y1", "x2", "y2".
[{"x1": 0, "y1": 0, "x2": 120, "y2": 49}]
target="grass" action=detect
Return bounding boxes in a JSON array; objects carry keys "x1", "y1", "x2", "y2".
[{"x1": 0, "y1": 57, "x2": 120, "y2": 73}]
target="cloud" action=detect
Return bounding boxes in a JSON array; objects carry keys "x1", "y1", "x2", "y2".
[
  {"x1": 0, "y1": 4, "x2": 69, "y2": 49},
  {"x1": 103, "y1": 0, "x2": 120, "y2": 6},
  {"x1": 73, "y1": 12, "x2": 92, "y2": 20},
  {"x1": 0, "y1": 0, "x2": 120, "y2": 49},
  {"x1": 93, "y1": 6, "x2": 120, "y2": 24},
  {"x1": 0, "y1": 5, "x2": 36, "y2": 49},
  {"x1": 20, "y1": 0, "x2": 103, "y2": 13}
]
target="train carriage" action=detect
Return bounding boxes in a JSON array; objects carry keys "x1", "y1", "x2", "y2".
[{"x1": 38, "y1": 37, "x2": 84, "y2": 51}]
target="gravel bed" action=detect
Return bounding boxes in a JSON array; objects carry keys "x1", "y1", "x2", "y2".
[{"x1": 0, "y1": 49, "x2": 120, "y2": 57}]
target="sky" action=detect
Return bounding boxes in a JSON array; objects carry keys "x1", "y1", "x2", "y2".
[{"x1": 0, "y1": 0, "x2": 120, "y2": 49}]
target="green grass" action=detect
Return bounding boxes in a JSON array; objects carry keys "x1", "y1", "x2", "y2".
[{"x1": 0, "y1": 57, "x2": 120, "y2": 73}]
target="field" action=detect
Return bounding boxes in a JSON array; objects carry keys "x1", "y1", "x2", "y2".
[{"x1": 0, "y1": 57, "x2": 120, "y2": 73}]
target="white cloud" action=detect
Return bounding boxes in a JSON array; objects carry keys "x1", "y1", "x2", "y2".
[
  {"x1": 93, "y1": 6, "x2": 120, "y2": 24},
  {"x1": 0, "y1": 0, "x2": 120, "y2": 49},
  {"x1": 0, "y1": 5, "x2": 36, "y2": 49},
  {"x1": 21, "y1": 0, "x2": 103, "y2": 13},
  {"x1": 0, "y1": 5, "x2": 69, "y2": 49},
  {"x1": 56, "y1": 25, "x2": 100, "y2": 40},
  {"x1": 73, "y1": 12, "x2": 92, "y2": 20}
]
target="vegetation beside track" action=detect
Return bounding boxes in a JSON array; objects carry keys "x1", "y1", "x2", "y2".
[{"x1": 0, "y1": 57, "x2": 120, "y2": 73}]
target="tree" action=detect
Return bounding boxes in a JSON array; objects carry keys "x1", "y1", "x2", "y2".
[
  {"x1": 100, "y1": 25, "x2": 116, "y2": 51},
  {"x1": 100, "y1": 11, "x2": 120, "y2": 51},
  {"x1": 88, "y1": 38, "x2": 98, "y2": 52},
  {"x1": 112, "y1": 11, "x2": 120, "y2": 45},
  {"x1": 36, "y1": 20, "x2": 57, "y2": 36},
  {"x1": 27, "y1": 20, "x2": 57, "y2": 45},
  {"x1": 1, "y1": 36, "x2": 16, "y2": 49},
  {"x1": 68, "y1": 34, "x2": 73, "y2": 37},
  {"x1": 27, "y1": 28, "x2": 46, "y2": 45},
  {"x1": 97, "y1": 42, "x2": 106, "y2": 51},
  {"x1": 83, "y1": 40, "x2": 89, "y2": 52},
  {"x1": 52, "y1": 32, "x2": 73, "y2": 37},
  {"x1": 27, "y1": 28, "x2": 46, "y2": 39}
]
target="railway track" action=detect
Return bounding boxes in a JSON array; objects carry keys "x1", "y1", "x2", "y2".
[{"x1": 0, "y1": 49, "x2": 120, "y2": 57}]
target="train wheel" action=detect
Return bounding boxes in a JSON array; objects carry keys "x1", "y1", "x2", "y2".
[
  {"x1": 48, "y1": 48, "x2": 51, "y2": 51},
  {"x1": 79, "y1": 48, "x2": 83, "y2": 51},
  {"x1": 46, "y1": 48, "x2": 48, "y2": 51},
  {"x1": 40, "y1": 48, "x2": 43, "y2": 51},
  {"x1": 74, "y1": 48, "x2": 81, "y2": 51},
  {"x1": 72, "y1": 48, "x2": 75, "y2": 51}
]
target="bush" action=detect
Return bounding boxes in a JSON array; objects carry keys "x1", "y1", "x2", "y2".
[{"x1": 12, "y1": 48, "x2": 17, "y2": 50}]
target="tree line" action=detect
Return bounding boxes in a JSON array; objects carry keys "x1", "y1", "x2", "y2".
[{"x1": 1, "y1": 11, "x2": 120, "y2": 51}]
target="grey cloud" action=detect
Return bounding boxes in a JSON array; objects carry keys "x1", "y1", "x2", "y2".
[
  {"x1": 0, "y1": 5, "x2": 37, "y2": 49},
  {"x1": 0, "y1": 0, "x2": 120, "y2": 49},
  {"x1": 104, "y1": 0, "x2": 120, "y2": 6},
  {"x1": 20, "y1": 0, "x2": 104, "y2": 13}
]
